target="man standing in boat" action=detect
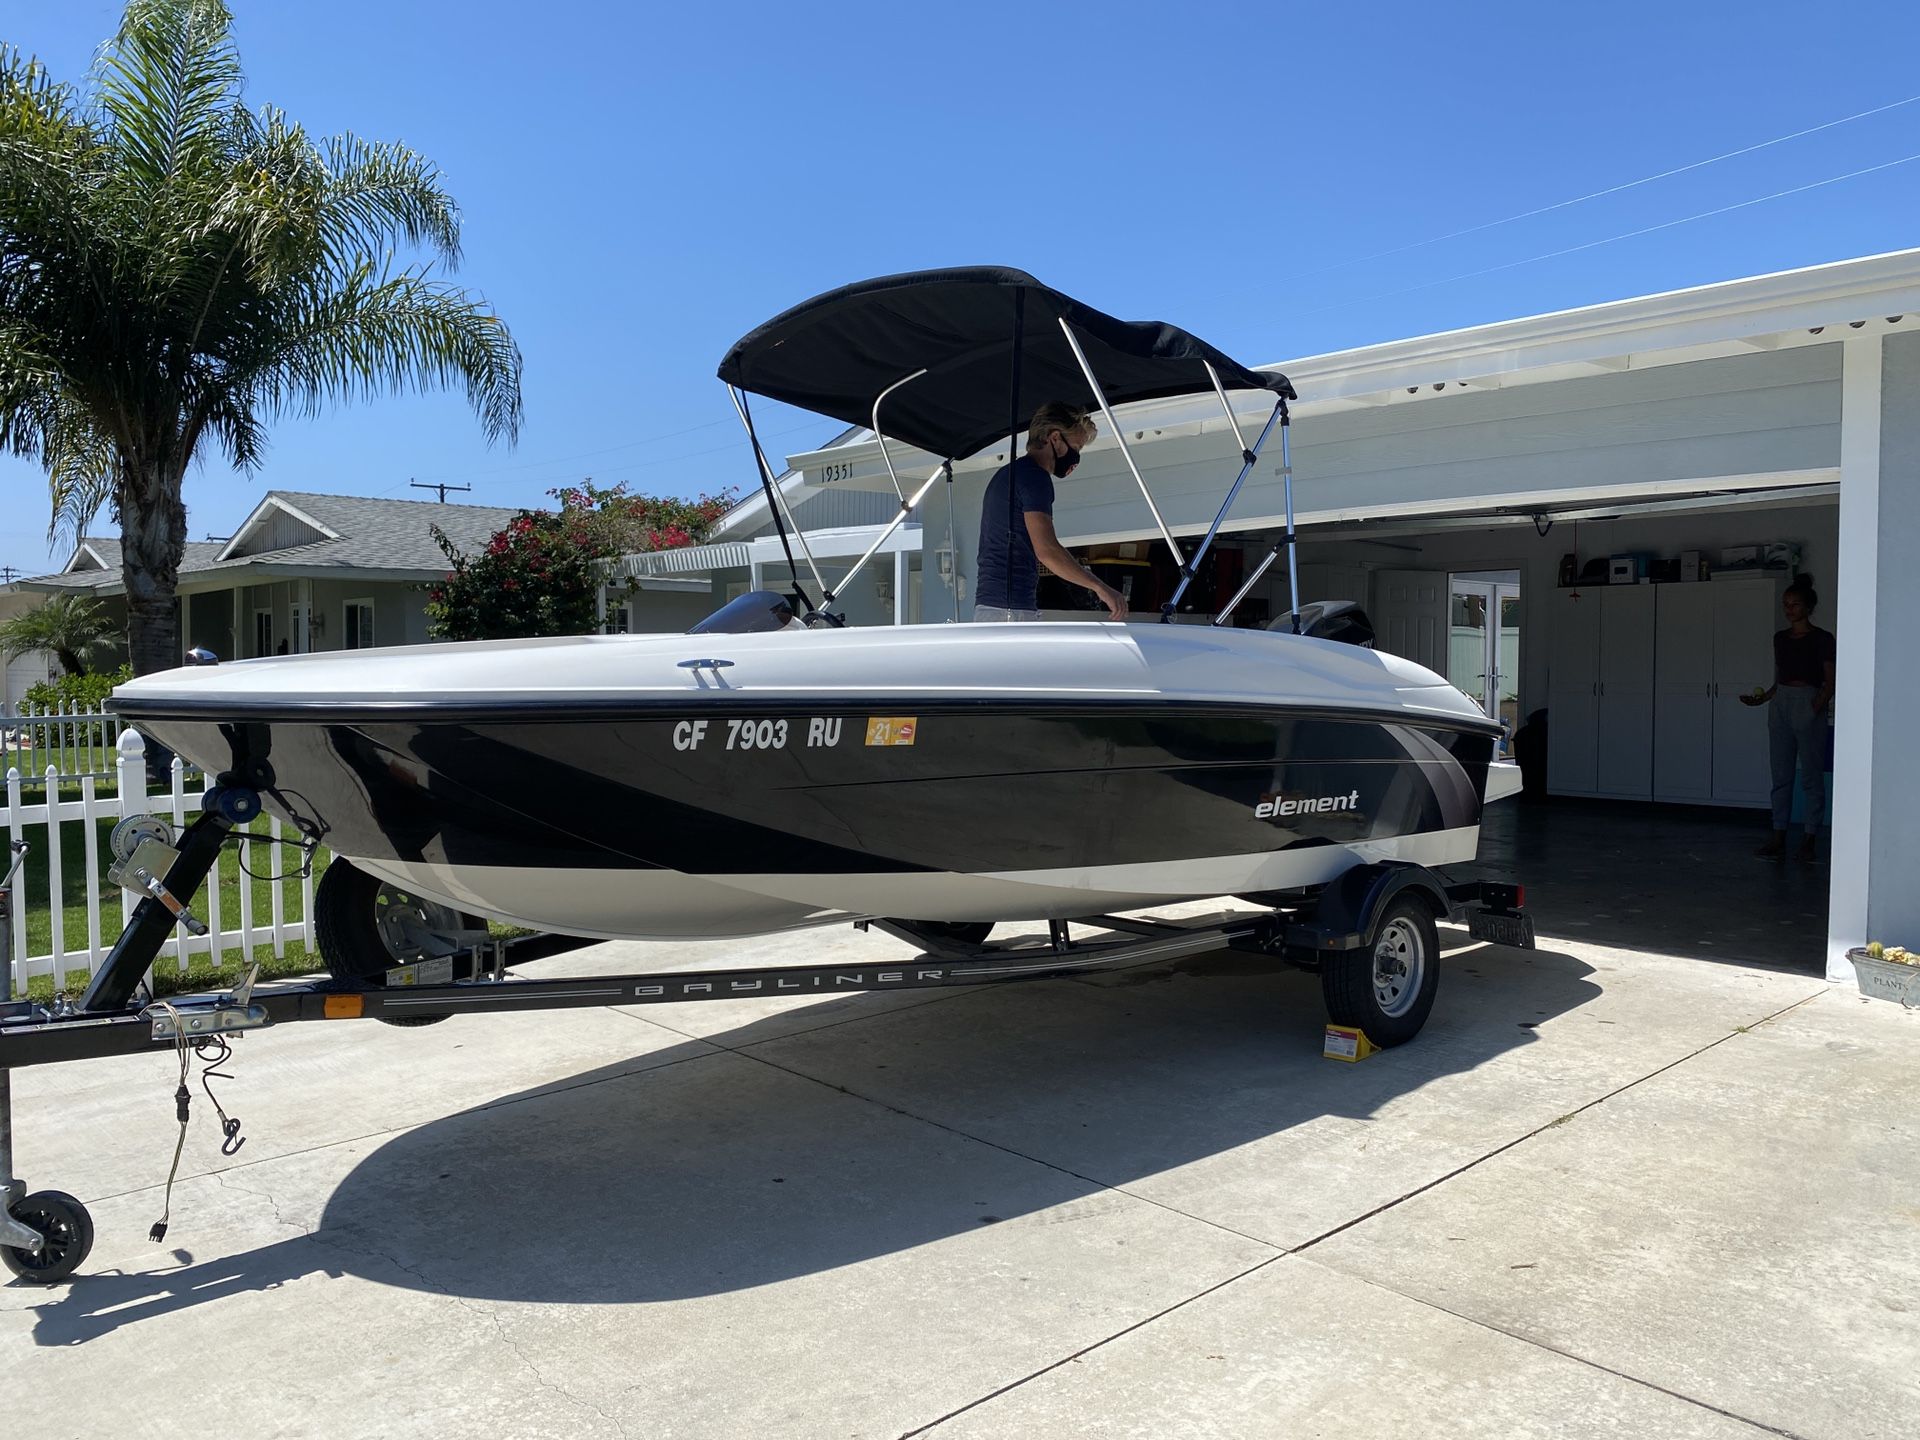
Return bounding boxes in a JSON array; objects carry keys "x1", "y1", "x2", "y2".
[{"x1": 973, "y1": 402, "x2": 1129, "y2": 622}]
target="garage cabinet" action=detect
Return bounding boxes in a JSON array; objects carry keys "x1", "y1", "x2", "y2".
[
  {"x1": 1549, "y1": 577, "x2": 1784, "y2": 806},
  {"x1": 1547, "y1": 586, "x2": 1655, "y2": 799}
]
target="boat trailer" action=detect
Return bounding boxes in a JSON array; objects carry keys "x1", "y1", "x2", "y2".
[{"x1": 0, "y1": 782, "x2": 1532, "y2": 1283}]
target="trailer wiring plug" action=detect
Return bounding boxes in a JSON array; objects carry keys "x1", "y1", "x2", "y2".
[{"x1": 146, "y1": 1005, "x2": 250, "y2": 1243}]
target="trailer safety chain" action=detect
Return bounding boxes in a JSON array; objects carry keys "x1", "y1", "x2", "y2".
[{"x1": 146, "y1": 1003, "x2": 249, "y2": 1243}]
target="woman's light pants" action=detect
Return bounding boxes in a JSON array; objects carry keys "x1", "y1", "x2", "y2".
[{"x1": 1768, "y1": 686, "x2": 1827, "y2": 835}]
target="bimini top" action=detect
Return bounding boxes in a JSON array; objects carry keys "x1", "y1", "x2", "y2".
[{"x1": 717, "y1": 266, "x2": 1296, "y2": 461}]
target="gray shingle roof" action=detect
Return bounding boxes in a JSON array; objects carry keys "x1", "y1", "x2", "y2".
[
  {"x1": 27, "y1": 491, "x2": 529, "y2": 590},
  {"x1": 239, "y1": 491, "x2": 525, "y2": 570},
  {"x1": 67, "y1": 538, "x2": 230, "y2": 575}
]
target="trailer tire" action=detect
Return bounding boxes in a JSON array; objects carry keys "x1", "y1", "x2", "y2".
[
  {"x1": 1, "y1": 1189, "x2": 94, "y2": 1284},
  {"x1": 314, "y1": 860, "x2": 458, "y2": 1028},
  {"x1": 1320, "y1": 894, "x2": 1439, "y2": 1048}
]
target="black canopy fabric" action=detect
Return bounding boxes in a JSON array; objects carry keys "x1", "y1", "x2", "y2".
[{"x1": 717, "y1": 267, "x2": 1295, "y2": 462}]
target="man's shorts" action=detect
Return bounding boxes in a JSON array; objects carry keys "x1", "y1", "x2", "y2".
[{"x1": 972, "y1": 605, "x2": 1043, "y2": 622}]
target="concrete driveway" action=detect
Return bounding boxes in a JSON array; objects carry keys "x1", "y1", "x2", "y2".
[{"x1": 4, "y1": 916, "x2": 1916, "y2": 1439}]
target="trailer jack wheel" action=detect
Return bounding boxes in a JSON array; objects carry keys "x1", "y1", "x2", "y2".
[
  {"x1": 314, "y1": 861, "x2": 465, "y2": 1027},
  {"x1": 1, "y1": 1189, "x2": 94, "y2": 1284}
]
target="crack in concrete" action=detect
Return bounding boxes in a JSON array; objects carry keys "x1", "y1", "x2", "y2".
[
  {"x1": 208, "y1": 1167, "x2": 313, "y2": 1239},
  {"x1": 892, "y1": 993, "x2": 1832, "y2": 1438},
  {"x1": 1290, "y1": 988, "x2": 1827, "y2": 1256},
  {"x1": 1290, "y1": 1256, "x2": 1807, "y2": 1439},
  {"x1": 728, "y1": 1045, "x2": 1288, "y2": 1255}
]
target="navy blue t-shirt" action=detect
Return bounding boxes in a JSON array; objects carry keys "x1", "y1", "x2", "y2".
[{"x1": 974, "y1": 456, "x2": 1054, "y2": 609}]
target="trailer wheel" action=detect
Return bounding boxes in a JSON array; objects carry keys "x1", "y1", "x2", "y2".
[
  {"x1": 1320, "y1": 894, "x2": 1439, "y2": 1047},
  {"x1": 314, "y1": 860, "x2": 462, "y2": 1028},
  {"x1": 1, "y1": 1190, "x2": 94, "y2": 1284}
]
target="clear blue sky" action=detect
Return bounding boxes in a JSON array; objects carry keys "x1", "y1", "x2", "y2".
[{"x1": 4, "y1": 0, "x2": 1918, "y2": 578}]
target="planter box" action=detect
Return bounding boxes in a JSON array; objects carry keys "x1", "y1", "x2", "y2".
[{"x1": 1847, "y1": 948, "x2": 1920, "y2": 1006}]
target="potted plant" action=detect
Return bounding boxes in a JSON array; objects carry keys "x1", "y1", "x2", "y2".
[{"x1": 1848, "y1": 942, "x2": 1920, "y2": 1006}]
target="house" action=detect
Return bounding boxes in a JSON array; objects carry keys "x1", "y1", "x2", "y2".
[
  {"x1": 12, "y1": 483, "x2": 888, "y2": 677},
  {"x1": 617, "y1": 434, "x2": 927, "y2": 629},
  {"x1": 770, "y1": 246, "x2": 1920, "y2": 983},
  {"x1": 18, "y1": 492, "x2": 535, "y2": 662}
]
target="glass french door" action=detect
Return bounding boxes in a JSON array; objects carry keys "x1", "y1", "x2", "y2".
[{"x1": 1448, "y1": 577, "x2": 1521, "y2": 750}]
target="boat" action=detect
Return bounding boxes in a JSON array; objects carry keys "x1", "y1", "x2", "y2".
[
  {"x1": 108, "y1": 268, "x2": 1518, "y2": 951},
  {"x1": 0, "y1": 269, "x2": 1532, "y2": 1286}
]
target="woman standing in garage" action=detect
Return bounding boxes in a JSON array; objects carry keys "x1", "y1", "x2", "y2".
[{"x1": 1741, "y1": 575, "x2": 1835, "y2": 862}]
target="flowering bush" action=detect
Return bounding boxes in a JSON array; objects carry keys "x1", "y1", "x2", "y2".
[{"x1": 423, "y1": 481, "x2": 735, "y2": 641}]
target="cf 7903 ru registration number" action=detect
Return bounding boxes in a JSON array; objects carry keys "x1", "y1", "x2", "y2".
[{"x1": 1468, "y1": 910, "x2": 1536, "y2": 949}]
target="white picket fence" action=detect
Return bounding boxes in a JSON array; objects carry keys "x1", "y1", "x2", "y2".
[
  {"x1": 1, "y1": 700, "x2": 129, "y2": 783},
  {"x1": 5, "y1": 728, "x2": 318, "y2": 993}
]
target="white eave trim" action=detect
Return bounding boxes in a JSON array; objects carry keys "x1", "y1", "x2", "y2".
[
  {"x1": 62, "y1": 541, "x2": 113, "y2": 574},
  {"x1": 216, "y1": 494, "x2": 343, "y2": 562},
  {"x1": 1279, "y1": 245, "x2": 1920, "y2": 390},
  {"x1": 783, "y1": 246, "x2": 1920, "y2": 483}
]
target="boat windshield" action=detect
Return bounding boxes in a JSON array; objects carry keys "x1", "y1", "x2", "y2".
[{"x1": 687, "y1": 589, "x2": 806, "y2": 636}]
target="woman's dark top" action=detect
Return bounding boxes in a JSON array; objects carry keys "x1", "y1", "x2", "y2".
[{"x1": 1774, "y1": 626, "x2": 1835, "y2": 687}]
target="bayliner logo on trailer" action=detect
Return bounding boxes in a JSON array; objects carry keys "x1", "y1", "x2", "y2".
[{"x1": 1255, "y1": 789, "x2": 1362, "y2": 821}]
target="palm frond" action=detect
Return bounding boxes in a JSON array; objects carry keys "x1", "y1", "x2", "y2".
[
  {"x1": 42, "y1": 400, "x2": 120, "y2": 547},
  {"x1": 0, "y1": 330, "x2": 58, "y2": 460},
  {"x1": 246, "y1": 262, "x2": 523, "y2": 447},
  {"x1": 318, "y1": 132, "x2": 462, "y2": 270},
  {"x1": 95, "y1": 0, "x2": 242, "y2": 190}
]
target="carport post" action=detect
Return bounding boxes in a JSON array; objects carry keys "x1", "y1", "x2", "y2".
[{"x1": 1827, "y1": 334, "x2": 1882, "y2": 981}]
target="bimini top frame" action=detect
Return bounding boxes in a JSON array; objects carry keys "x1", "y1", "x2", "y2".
[{"x1": 716, "y1": 267, "x2": 1298, "y2": 625}]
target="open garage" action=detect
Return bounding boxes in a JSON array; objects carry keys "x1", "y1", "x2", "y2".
[{"x1": 784, "y1": 249, "x2": 1920, "y2": 979}]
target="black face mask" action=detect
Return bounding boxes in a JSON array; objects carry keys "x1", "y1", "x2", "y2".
[{"x1": 1053, "y1": 443, "x2": 1080, "y2": 477}]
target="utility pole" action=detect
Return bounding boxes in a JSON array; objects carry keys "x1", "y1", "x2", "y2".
[{"x1": 410, "y1": 479, "x2": 472, "y2": 503}]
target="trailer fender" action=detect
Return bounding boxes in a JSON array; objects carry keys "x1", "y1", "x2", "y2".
[{"x1": 1306, "y1": 862, "x2": 1451, "y2": 952}]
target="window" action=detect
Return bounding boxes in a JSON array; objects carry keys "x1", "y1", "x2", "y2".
[
  {"x1": 606, "y1": 604, "x2": 631, "y2": 635},
  {"x1": 344, "y1": 599, "x2": 375, "y2": 650},
  {"x1": 253, "y1": 609, "x2": 273, "y2": 657}
]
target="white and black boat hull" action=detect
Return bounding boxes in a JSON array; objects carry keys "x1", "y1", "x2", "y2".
[
  {"x1": 111, "y1": 623, "x2": 1509, "y2": 939},
  {"x1": 116, "y1": 699, "x2": 1500, "y2": 939}
]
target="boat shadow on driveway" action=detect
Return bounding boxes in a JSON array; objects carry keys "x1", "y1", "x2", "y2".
[{"x1": 23, "y1": 936, "x2": 1598, "y2": 1342}]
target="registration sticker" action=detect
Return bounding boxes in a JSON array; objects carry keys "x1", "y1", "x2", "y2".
[{"x1": 865, "y1": 716, "x2": 918, "y2": 746}]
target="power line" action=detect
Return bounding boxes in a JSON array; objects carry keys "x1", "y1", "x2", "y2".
[
  {"x1": 440, "y1": 417, "x2": 841, "y2": 493},
  {"x1": 1301, "y1": 149, "x2": 1920, "y2": 316},
  {"x1": 1294, "y1": 92, "x2": 1920, "y2": 282}
]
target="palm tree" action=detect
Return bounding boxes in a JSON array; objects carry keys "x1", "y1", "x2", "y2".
[
  {"x1": 0, "y1": 593, "x2": 118, "y2": 675},
  {"x1": 0, "y1": 0, "x2": 522, "y2": 674}
]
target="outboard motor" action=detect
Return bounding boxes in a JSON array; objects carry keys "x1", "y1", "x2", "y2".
[{"x1": 1269, "y1": 600, "x2": 1375, "y2": 648}]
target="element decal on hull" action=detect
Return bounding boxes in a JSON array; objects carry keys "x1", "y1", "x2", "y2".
[{"x1": 1255, "y1": 788, "x2": 1362, "y2": 821}]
